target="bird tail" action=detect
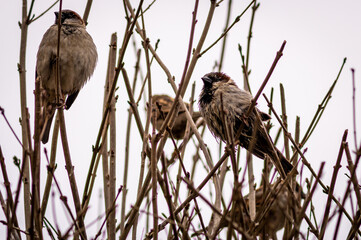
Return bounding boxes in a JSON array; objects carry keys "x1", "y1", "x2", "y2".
[
  {"x1": 40, "y1": 109, "x2": 55, "y2": 144},
  {"x1": 277, "y1": 149, "x2": 294, "y2": 174}
]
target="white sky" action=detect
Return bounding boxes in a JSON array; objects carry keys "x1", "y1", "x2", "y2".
[{"x1": 1, "y1": 0, "x2": 361, "y2": 239}]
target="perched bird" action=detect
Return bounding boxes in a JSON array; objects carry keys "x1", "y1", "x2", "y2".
[
  {"x1": 36, "y1": 10, "x2": 97, "y2": 143},
  {"x1": 198, "y1": 72, "x2": 293, "y2": 174},
  {"x1": 151, "y1": 94, "x2": 202, "y2": 140},
  {"x1": 221, "y1": 182, "x2": 304, "y2": 239}
]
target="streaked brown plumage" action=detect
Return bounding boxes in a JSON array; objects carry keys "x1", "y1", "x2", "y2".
[
  {"x1": 198, "y1": 72, "x2": 293, "y2": 174},
  {"x1": 151, "y1": 94, "x2": 202, "y2": 139},
  {"x1": 221, "y1": 182, "x2": 304, "y2": 239},
  {"x1": 36, "y1": 10, "x2": 97, "y2": 143}
]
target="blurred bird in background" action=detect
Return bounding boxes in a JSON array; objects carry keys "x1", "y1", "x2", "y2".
[
  {"x1": 151, "y1": 94, "x2": 202, "y2": 140},
  {"x1": 220, "y1": 182, "x2": 305, "y2": 239}
]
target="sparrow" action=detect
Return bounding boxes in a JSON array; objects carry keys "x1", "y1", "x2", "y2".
[
  {"x1": 198, "y1": 72, "x2": 293, "y2": 174},
  {"x1": 221, "y1": 182, "x2": 304, "y2": 239},
  {"x1": 151, "y1": 94, "x2": 202, "y2": 140},
  {"x1": 36, "y1": 10, "x2": 97, "y2": 143}
]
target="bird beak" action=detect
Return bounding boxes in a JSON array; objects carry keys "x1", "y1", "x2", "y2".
[{"x1": 201, "y1": 76, "x2": 212, "y2": 85}]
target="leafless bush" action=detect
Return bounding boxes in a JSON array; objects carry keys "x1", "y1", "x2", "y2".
[{"x1": 1, "y1": 0, "x2": 360, "y2": 239}]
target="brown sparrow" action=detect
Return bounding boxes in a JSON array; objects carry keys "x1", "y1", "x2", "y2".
[
  {"x1": 221, "y1": 182, "x2": 304, "y2": 239},
  {"x1": 151, "y1": 94, "x2": 202, "y2": 140},
  {"x1": 198, "y1": 72, "x2": 293, "y2": 174},
  {"x1": 36, "y1": 10, "x2": 97, "y2": 143}
]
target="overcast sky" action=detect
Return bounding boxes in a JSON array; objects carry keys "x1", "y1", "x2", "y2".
[{"x1": 1, "y1": 0, "x2": 361, "y2": 239}]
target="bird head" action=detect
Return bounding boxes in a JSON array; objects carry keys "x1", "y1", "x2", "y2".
[
  {"x1": 54, "y1": 10, "x2": 84, "y2": 26},
  {"x1": 201, "y1": 72, "x2": 231, "y2": 89}
]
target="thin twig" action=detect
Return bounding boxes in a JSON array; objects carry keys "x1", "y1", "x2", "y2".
[
  {"x1": 94, "y1": 188, "x2": 123, "y2": 240},
  {"x1": 199, "y1": 0, "x2": 255, "y2": 57},
  {"x1": 351, "y1": 68, "x2": 358, "y2": 150},
  {"x1": 245, "y1": 0, "x2": 259, "y2": 73},
  {"x1": 100, "y1": 36, "x2": 112, "y2": 238},
  {"x1": 241, "y1": 4, "x2": 261, "y2": 208},
  {"x1": 32, "y1": 64, "x2": 42, "y2": 240},
  {"x1": 344, "y1": 142, "x2": 361, "y2": 210},
  {"x1": 18, "y1": 0, "x2": 32, "y2": 236},
  {"x1": 58, "y1": 109, "x2": 87, "y2": 240},
  {"x1": 217, "y1": 0, "x2": 232, "y2": 72},
  {"x1": 289, "y1": 162, "x2": 325, "y2": 239},
  {"x1": 28, "y1": 1, "x2": 59, "y2": 23},
  {"x1": 83, "y1": 0, "x2": 93, "y2": 25},
  {"x1": 159, "y1": 154, "x2": 179, "y2": 240},
  {"x1": 333, "y1": 153, "x2": 360, "y2": 239},
  {"x1": 40, "y1": 113, "x2": 58, "y2": 217},
  {"x1": 0, "y1": 148, "x2": 22, "y2": 240},
  {"x1": 9, "y1": 114, "x2": 31, "y2": 240},
  {"x1": 42, "y1": 150, "x2": 83, "y2": 239},
  {"x1": 108, "y1": 32, "x2": 118, "y2": 240},
  {"x1": 280, "y1": 83, "x2": 290, "y2": 160},
  {"x1": 319, "y1": 130, "x2": 347, "y2": 239},
  {"x1": 300, "y1": 58, "x2": 347, "y2": 147},
  {"x1": 0, "y1": 107, "x2": 24, "y2": 148},
  {"x1": 120, "y1": 48, "x2": 141, "y2": 232}
]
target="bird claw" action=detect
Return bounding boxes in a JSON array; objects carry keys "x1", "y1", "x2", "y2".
[
  {"x1": 56, "y1": 96, "x2": 66, "y2": 109},
  {"x1": 224, "y1": 144, "x2": 237, "y2": 154}
]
